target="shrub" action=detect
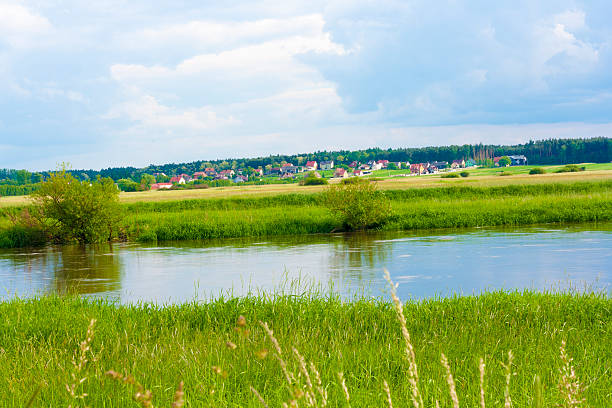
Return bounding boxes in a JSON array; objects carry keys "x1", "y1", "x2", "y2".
[
  {"x1": 529, "y1": 168, "x2": 546, "y2": 175},
  {"x1": 441, "y1": 173, "x2": 459, "y2": 178},
  {"x1": 459, "y1": 171, "x2": 470, "y2": 177},
  {"x1": 555, "y1": 164, "x2": 586, "y2": 173},
  {"x1": 324, "y1": 179, "x2": 391, "y2": 230},
  {"x1": 498, "y1": 171, "x2": 512, "y2": 176},
  {"x1": 30, "y1": 167, "x2": 123, "y2": 243},
  {"x1": 300, "y1": 172, "x2": 328, "y2": 186}
]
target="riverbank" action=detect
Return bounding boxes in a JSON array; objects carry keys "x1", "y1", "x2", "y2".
[
  {"x1": 0, "y1": 180, "x2": 611, "y2": 247},
  {"x1": 1, "y1": 290, "x2": 610, "y2": 406}
]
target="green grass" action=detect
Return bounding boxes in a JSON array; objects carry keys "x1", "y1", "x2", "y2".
[
  {"x1": 0, "y1": 290, "x2": 609, "y2": 406},
  {"x1": 1, "y1": 180, "x2": 611, "y2": 246}
]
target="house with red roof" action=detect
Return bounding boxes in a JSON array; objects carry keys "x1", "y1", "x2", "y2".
[
  {"x1": 193, "y1": 172, "x2": 207, "y2": 179},
  {"x1": 377, "y1": 160, "x2": 389, "y2": 168},
  {"x1": 305, "y1": 161, "x2": 317, "y2": 171},
  {"x1": 151, "y1": 183, "x2": 173, "y2": 190},
  {"x1": 410, "y1": 163, "x2": 424, "y2": 175},
  {"x1": 451, "y1": 159, "x2": 465, "y2": 169},
  {"x1": 334, "y1": 168, "x2": 348, "y2": 178},
  {"x1": 170, "y1": 175, "x2": 186, "y2": 184}
]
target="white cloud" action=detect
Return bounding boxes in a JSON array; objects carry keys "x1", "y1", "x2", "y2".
[
  {"x1": 106, "y1": 94, "x2": 239, "y2": 131},
  {"x1": 0, "y1": 2, "x2": 52, "y2": 48}
]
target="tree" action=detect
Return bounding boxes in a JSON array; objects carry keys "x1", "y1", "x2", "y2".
[
  {"x1": 324, "y1": 179, "x2": 391, "y2": 230},
  {"x1": 30, "y1": 167, "x2": 122, "y2": 243},
  {"x1": 117, "y1": 178, "x2": 140, "y2": 192},
  {"x1": 498, "y1": 156, "x2": 511, "y2": 167},
  {"x1": 140, "y1": 174, "x2": 156, "y2": 190},
  {"x1": 387, "y1": 162, "x2": 398, "y2": 170}
]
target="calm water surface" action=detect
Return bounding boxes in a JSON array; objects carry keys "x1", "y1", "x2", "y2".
[{"x1": 1, "y1": 224, "x2": 611, "y2": 303}]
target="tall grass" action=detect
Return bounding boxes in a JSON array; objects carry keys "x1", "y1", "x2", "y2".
[
  {"x1": 1, "y1": 181, "x2": 611, "y2": 246},
  {"x1": 0, "y1": 288, "x2": 609, "y2": 406}
]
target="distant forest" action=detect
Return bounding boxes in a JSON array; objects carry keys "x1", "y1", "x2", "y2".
[{"x1": 0, "y1": 137, "x2": 610, "y2": 188}]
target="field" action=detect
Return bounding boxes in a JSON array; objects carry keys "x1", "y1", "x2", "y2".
[
  {"x1": 1, "y1": 179, "x2": 611, "y2": 247},
  {"x1": 1, "y1": 163, "x2": 611, "y2": 207},
  {"x1": 1, "y1": 288, "x2": 609, "y2": 407}
]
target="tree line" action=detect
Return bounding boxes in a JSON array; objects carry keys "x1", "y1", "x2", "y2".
[{"x1": 1, "y1": 138, "x2": 610, "y2": 192}]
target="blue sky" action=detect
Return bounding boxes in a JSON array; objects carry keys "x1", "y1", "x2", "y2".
[{"x1": 1, "y1": 0, "x2": 611, "y2": 170}]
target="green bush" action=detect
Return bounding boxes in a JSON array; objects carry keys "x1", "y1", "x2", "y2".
[
  {"x1": 30, "y1": 167, "x2": 123, "y2": 243},
  {"x1": 441, "y1": 173, "x2": 460, "y2": 178},
  {"x1": 555, "y1": 164, "x2": 586, "y2": 173},
  {"x1": 529, "y1": 168, "x2": 546, "y2": 175},
  {"x1": 498, "y1": 171, "x2": 512, "y2": 176},
  {"x1": 459, "y1": 171, "x2": 470, "y2": 177},
  {"x1": 324, "y1": 179, "x2": 391, "y2": 230},
  {"x1": 301, "y1": 177, "x2": 328, "y2": 186}
]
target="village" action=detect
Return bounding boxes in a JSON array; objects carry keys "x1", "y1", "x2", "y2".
[{"x1": 149, "y1": 155, "x2": 528, "y2": 190}]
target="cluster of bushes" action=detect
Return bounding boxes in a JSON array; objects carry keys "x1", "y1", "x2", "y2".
[
  {"x1": 441, "y1": 173, "x2": 459, "y2": 178},
  {"x1": 529, "y1": 168, "x2": 547, "y2": 175},
  {"x1": 300, "y1": 172, "x2": 328, "y2": 186},
  {"x1": 555, "y1": 164, "x2": 586, "y2": 173}
]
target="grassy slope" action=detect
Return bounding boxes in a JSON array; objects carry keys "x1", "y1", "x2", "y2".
[{"x1": 0, "y1": 291, "x2": 610, "y2": 406}]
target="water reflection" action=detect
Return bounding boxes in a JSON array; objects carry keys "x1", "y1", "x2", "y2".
[{"x1": 0, "y1": 223, "x2": 610, "y2": 303}]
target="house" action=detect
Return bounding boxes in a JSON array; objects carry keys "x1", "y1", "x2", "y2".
[
  {"x1": 410, "y1": 163, "x2": 424, "y2": 175},
  {"x1": 268, "y1": 167, "x2": 282, "y2": 175},
  {"x1": 392, "y1": 162, "x2": 403, "y2": 169},
  {"x1": 280, "y1": 172, "x2": 295, "y2": 179},
  {"x1": 193, "y1": 171, "x2": 207, "y2": 179},
  {"x1": 170, "y1": 175, "x2": 186, "y2": 184},
  {"x1": 367, "y1": 161, "x2": 383, "y2": 170},
  {"x1": 352, "y1": 169, "x2": 364, "y2": 177},
  {"x1": 233, "y1": 175, "x2": 248, "y2": 183},
  {"x1": 432, "y1": 161, "x2": 448, "y2": 169},
  {"x1": 305, "y1": 161, "x2": 318, "y2": 171},
  {"x1": 320, "y1": 160, "x2": 334, "y2": 170},
  {"x1": 219, "y1": 169, "x2": 235, "y2": 177},
  {"x1": 451, "y1": 160, "x2": 465, "y2": 169},
  {"x1": 253, "y1": 168, "x2": 264, "y2": 176},
  {"x1": 377, "y1": 160, "x2": 389, "y2": 168},
  {"x1": 150, "y1": 182, "x2": 173, "y2": 190},
  {"x1": 348, "y1": 161, "x2": 359, "y2": 168},
  {"x1": 283, "y1": 165, "x2": 302, "y2": 174},
  {"x1": 358, "y1": 163, "x2": 371, "y2": 170},
  {"x1": 509, "y1": 155, "x2": 528, "y2": 166},
  {"x1": 153, "y1": 172, "x2": 167, "y2": 178},
  {"x1": 465, "y1": 159, "x2": 477, "y2": 167},
  {"x1": 204, "y1": 168, "x2": 217, "y2": 176},
  {"x1": 334, "y1": 168, "x2": 348, "y2": 178},
  {"x1": 493, "y1": 157, "x2": 506, "y2": 167}
]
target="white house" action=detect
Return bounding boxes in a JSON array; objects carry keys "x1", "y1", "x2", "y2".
[{"x1": 320, "y1": 160, "x2": 334, "y2": 170}]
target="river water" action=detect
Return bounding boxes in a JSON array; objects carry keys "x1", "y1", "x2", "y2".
[{"x1": 1, "y1": 224, "x2": 611, "y2": 303}]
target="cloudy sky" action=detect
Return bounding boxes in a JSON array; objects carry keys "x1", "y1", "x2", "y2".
[{"x1": 1, "y1": 0, "x2": 611, "y2": 170}]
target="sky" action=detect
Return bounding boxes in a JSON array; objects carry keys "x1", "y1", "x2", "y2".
[{"x1": 1, "y1": 0, "x2": 611, "y2": 171}]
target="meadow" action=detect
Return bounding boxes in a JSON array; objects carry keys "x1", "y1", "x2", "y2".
[
  {"x1": 1, "y1": 179, "x2": 611, "y2": 247},
  {"x1": 0, "y1": 286, "x2": 609, "y2": 407}
]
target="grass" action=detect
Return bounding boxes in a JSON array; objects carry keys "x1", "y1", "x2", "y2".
[
  {"x1": 1, "y1": 180, "x2": 611, "y2": 246},
  {"x1": 0, "y1": 287, "x2": 609, "y2": 406}
]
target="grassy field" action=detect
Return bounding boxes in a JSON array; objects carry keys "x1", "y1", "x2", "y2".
[
  {"x1": 1, "y1": 180, "x2": 611, "y2": 247},
  {"x1": 0, "y1": 288, "x2": 609, "y2": 407},
  {"x1": 1, "y1": 164, "x2": 611, "y2": 207}
]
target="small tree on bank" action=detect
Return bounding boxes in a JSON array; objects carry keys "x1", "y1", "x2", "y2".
[
  {"x1": 324, "y1": 179, "x2": 391, "y2": 230},
  {"x1": 30, "y1": 167, "x2": 122, "y2": 243}
]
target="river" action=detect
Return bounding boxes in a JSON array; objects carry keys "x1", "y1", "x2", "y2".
[{"x1": 1, "y1": 223, "x2": 610, "y2": 303}]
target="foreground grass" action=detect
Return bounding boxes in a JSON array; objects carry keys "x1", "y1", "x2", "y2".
[{"x1": 0, "y1": 290, "x2": 610, "y2": 406}]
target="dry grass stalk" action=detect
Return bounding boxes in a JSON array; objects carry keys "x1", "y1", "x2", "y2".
[
  {"x1": 338, "y1": 372, "x2": 351, "y2": 406},
  {"x1": 558, "y1": 340, "x2": 585, "y2": 407},
  {"x1": 502, "y1": 351, "x2": 514, "y2": 408},
  {"x1": 441, "y1": 353, "x2": 459, "y2": 408},
  {"x1": 171, "y1": 381, "x2": 184, "y2": 408},
  {"x1": 66, "y1": 318, "x2": 97, "y2": 408},
  {"x1": 293, "y1": 347, "x2": 316, "y2": 406},
  {"x1": 310, "y1": 362, "x2": 328, "y2": 406},
  {"x1": 383, "y1": 269, "x2": 424, "y2": 408},
  {"x1": 383, "y1": 380, "x2": 393, "y2": 408},
  {"x1": 479, "y1": 358, "x2": 486, "y2": 408},
  {"x1": 105, "y1": 370, "x2": 154, "y2": 408},
  {"x1": 250, "y1": 385, "x2": 270, "y2": 408}
]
